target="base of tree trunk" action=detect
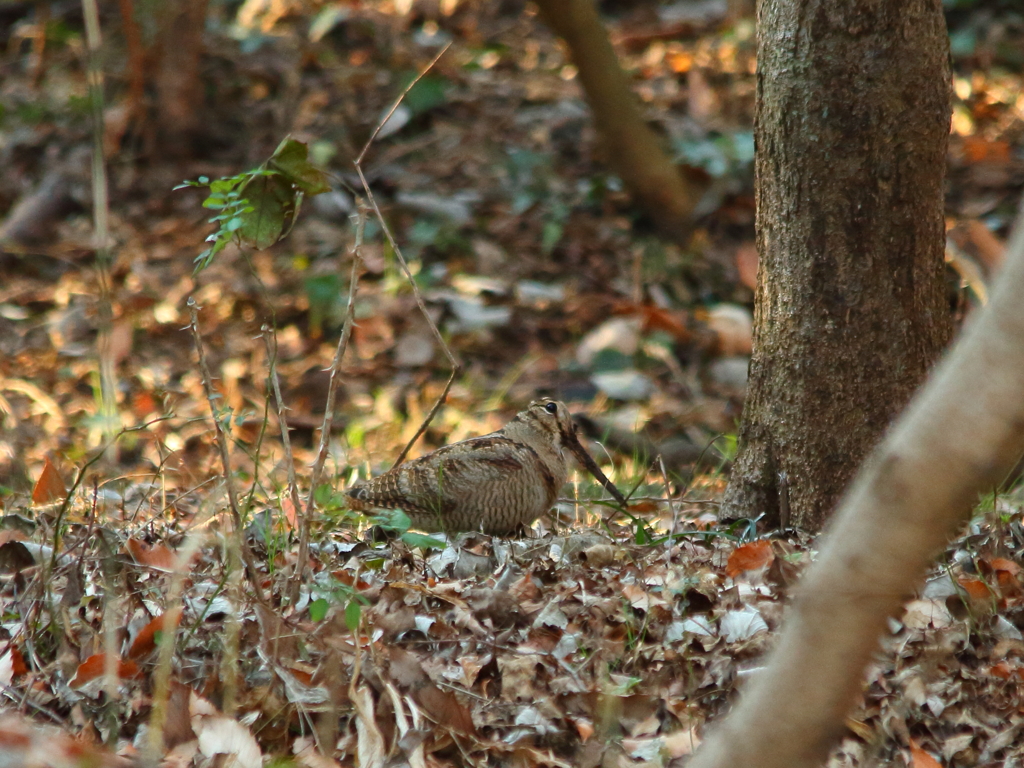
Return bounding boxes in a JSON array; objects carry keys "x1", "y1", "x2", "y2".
[{"x1": 722, "y1": 0, "x2": 953, "y2": 532}]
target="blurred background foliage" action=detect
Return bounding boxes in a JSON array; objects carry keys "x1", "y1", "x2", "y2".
[{"x1": 0, "y1": 0, "x2": 1020, "y2": 498}]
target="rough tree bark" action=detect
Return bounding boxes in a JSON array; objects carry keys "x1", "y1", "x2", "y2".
[
  {"x1": 722, "y1": 0, "x2": 953, "y2": 531},
  {"x1": 689, "y1": 200, "x2": 1024, "y2": 767},
  {"x1": 535, "y1": 0, "x2": 703, "y2": 241}
]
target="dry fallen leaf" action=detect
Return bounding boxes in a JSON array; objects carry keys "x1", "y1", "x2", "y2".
[
  {"x1": 0, "y1": 714, "x2": 120, "y2": 768},
  {"x1": 386, "y1": 647, "x2": 476, "y2": 735},
  {"x1": 125, "y1": 538, "x2": 181, "y2": 572},
  {"x1": 32, "y1": 457, "x2": 65, "y2": 505},
  {"x1": 192, "y1": 712, "x2": 263, "y2": 768},
  {"x1": 352, "y1": 684, "x2": 386, "y2": 768},
  {"x1": 128, "y1": 608, "x2": 184, "y2": 659},
  {"x1": 69, "y1": 654, "x2": 141, "y2": 688},
  {"x1": 910, "y1": 739, "x2": 943, "y2": 768},
  {"x1": 726, "y1": 540, "x2": 774, "y2": 578}
]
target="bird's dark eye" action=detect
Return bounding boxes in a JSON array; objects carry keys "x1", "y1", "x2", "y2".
[{"x1": 544, "y1": 402, "x2": 558, "y2": 414}]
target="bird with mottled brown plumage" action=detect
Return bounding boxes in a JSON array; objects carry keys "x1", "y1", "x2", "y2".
[{"x1": 345, "y1": 399, "x2": 625, "y2": 535}]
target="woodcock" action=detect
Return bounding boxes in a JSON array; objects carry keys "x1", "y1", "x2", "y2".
[{"x1": 345, "y1": 399, "x2": 626, "y2": 535}]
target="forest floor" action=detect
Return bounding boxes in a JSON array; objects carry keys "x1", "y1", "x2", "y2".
[{"x1": 1, "y1": 1, "x2": 1024, "y2": 766}]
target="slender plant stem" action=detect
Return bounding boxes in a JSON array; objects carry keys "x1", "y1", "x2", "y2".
[
  {"x1": 187, "y1": 299, "x2": 268, "y2": 604},
  {"x1": 81, "y1": 0, "x2": 118, "y2": 441},
  {"x1": 353, "y1": 46, "x2": 461, "y2": 469},
  {"x1": 262, "y1": 327, "x2": 308, "y2": 605},
  {"x1": 305, "y1": 211, "x2": 366, "y2": 518},
  {"x1": 355, "y1": 43, "x2": 451, "y2": 167}
]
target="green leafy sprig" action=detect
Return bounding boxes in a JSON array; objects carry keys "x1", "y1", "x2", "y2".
[{"x1": 175, "y1": 137, "x2": 331, "y2": 272}]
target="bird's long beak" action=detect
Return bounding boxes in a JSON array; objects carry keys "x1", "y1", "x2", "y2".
[{"x1": 564, "y1": 426, "x2": 627, "y2": 506}]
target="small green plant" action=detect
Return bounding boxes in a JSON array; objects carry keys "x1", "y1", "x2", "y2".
[
  {"x1": 303, "y1": 273, "x2": 345, "y2": 337},
  {"x1": 716, "y1": 433, "x2": 740, "y2": 463},
  {"x1": 315, "y1": 483, "x2": 360, "y2": 527},
  {"x1": 609, "y1": 674, "x2": 642, "y2": 696},
  {"x1": 315, "y1": 482, "x2": 446, "y2": 552},
  {"x1": 372, "y1": 508, "x2": 447, "y2": 552},
  {"x1": 175, "y1": 137, "x2": 330, "y2": 272},
  {"x1": 309, "y1": 580, "x2": 366, "y2": 631},
  {"x1": 504, "y1": 148, "x2": 571, "y2": 255},
  {"x1": 622, "y1": 602, "x2": 650, "y2": 654}
]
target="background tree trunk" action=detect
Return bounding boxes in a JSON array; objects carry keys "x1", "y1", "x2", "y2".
[
  {"x1": 535, "y1": 0, "x2": 703, "y2": 242},
  {"x1": 722, "y1": 0, "x2": 953, "y2": 531},
  {"x1": 154, "y1": 0, "x2": 209, "y2": 158}
]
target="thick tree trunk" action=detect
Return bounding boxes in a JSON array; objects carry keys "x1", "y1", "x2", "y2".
[
  {"x1": 689, "y1": 200, "x2": 1024, "y2": 768},
  {"x1": 535, "y1": 0, "x2": 702, "y2": 242},
  {"x1": 722, "y1": 0, "x2": 953, "y2": 531}
]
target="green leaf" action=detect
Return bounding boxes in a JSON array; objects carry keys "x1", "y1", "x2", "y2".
[
  {"x1": 177, "y1": 142, "x2": 330, "y2": 272},
  {"x1": 541, "y1": 219, "x2": 564, "y2": 254},
  {"x1": 238, "y1": 173, "x2": 293, "y2": 249},
  {"x1": 400, "y1": 532, "x2": 447, "y2": 551},
  {"x1": 210, "y1": 178, "x2": 237, "y2": 194},
  {"x1": 397, "y1": 74, "x2": 449, "y2": 115},
  {"x1": 590, "y1": 348, "x2": 633, "y2": 373},
  {"x1": 314, "y1": 483, "x2": 334, "y2": 506},
  {"x1": 309, "y1": 598, "x2": 329, "y2": 622},
  {"x1": 373, "y1": 508, "x2": 412, "y2": 533},
  {"x1": 268, "y1": 138, "x2": 331, "y2": 196},
  {"x1": 344, "y1": 599, "x2": 361, "y2": 631}
]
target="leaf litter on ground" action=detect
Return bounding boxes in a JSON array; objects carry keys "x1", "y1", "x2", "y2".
[{"x1": 0, "y1": 1, "x2": 1023, "y2": 765}]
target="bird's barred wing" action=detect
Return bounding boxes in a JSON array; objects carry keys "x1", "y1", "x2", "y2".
[
  {"x1": 345, "y1": 435, "x2": 535, "y2": 514},
  {"x1": 400, "y1": 435, "x2": 534, "y2": 500}
]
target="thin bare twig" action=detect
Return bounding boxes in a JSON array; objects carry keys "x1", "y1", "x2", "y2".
[
  {"x1": 557, "y1": 495, "x2": 719, "y2": 505},
  {"x1": 220, "y1": 533, "x2": 243, "y2": 715},
  {"x1": 187, "y1": 299, "x2": 267, "y2": 603},
  {"x1": 352, "y1": 173, "x2": 458, "y2": 467},
  {"x1": 393, "y1": 368, "x2": 459, "y2": 468},
  {"x1": 143, "y1": 535, "x2": 205, "y2": 766},
  {"x1": 658, "y1": 455, "x2": 678, "y2": 566},
  {"x1": 353, "y1": 45, "x2": 461, "y2": 469},
  {"x1": 262, "y1": 326, "x2": 307, "y2": 605},
  {"x1": 305, "y1": 210, "x2": 366, "y2": 518},
  {"x1": 355, "y1": 43, "x2": 452, "y2": 167}
]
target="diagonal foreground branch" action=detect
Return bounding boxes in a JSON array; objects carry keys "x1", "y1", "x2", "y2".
[{"x1": 689, "y1": 203, "x2": 1024, "y2": 768}]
